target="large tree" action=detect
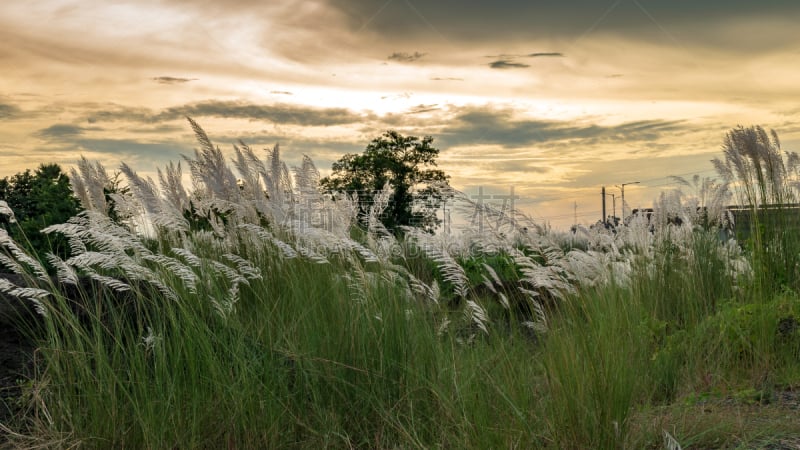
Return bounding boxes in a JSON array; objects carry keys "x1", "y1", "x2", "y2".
[
  {"x1": 320, "y1": 131, "x2": 450, "y2": 233},
  {"x1": 0, "y1": 163, "x2": 82, "y2": 261}
]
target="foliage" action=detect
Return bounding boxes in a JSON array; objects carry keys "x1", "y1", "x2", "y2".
[
  {"x1": 0, "y1": 164, "x2": 82, "y2": 261},
  {"x1": 658, "y1": 293, "x2": 800, "y2": 379},
  {"x1": 320, "y1": 130, "x2": 450, "y2": 234}
]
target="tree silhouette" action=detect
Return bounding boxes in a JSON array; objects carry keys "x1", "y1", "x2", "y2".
[{"x1": 320, "y1": 131, "x2": 450, "y2": 233}]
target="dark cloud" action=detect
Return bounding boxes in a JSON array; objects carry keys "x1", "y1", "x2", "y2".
[
  {"x1": 157, "y1": 101, "x2": 375, "y2": 126},
  {"x1": 270, "y1": 90, "x2": 293, "y2": 95},
  {"x1": 205, "y1": 131, "x2": 363, "y2": 168},
  {"x1": 75, "y1": 138, "x2": 191, "y2": 163},
  {"x1": 489, "y1": 60, "x2": 529, "y2": 69},
  {"x1": 488, "y1": 52, "x2": 564, "y2": 59},
  {"x1": 489, "y1": 161, "x2": 551, "y2": 175},
  {"x1": 430, "y1": 77, "x2": 464, "y2": 81},
  {"x1": 0, "y1": 103, "x2": 21, "y2": 119},
  {"x1": 35, "y1": 124, "x2": 87, "y2": 139},
  {"x1": 83, "y1": 101, "x2": 375, "y2": 127},
  {"x1": 437, "y1": 105, "x2": 686, "y2": 148},
  {"x1": 327, "y1": 0, "x2": 800, "y2": 48},
  {"x1": 528, "y1": 52, "x2": 563, "y2": 58},
  {"x1": 128, "y1": 124, "x2": 185, "y2": 134},
  {"x1": 387, "y1": 51, "x2": 426, "y2": 62},
  {"x1": 86, "y1": 105, "x2": 155, "y2": 124},
  {"x1": 406, "y1": 104, "x2": 439, "y2": 114},
  {"x1": 152, "y1": 76, "x2": 197, "y2": 84}
]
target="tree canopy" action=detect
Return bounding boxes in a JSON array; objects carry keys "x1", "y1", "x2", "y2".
[
  {"x1": 0, "y1": 163, "x2": 83, "y2": 261},
  {"x1": 320, "y1": 131, "x2": 450, "y2": 233}
]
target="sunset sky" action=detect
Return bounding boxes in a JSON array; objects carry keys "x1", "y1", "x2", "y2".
[{"x1": 2, "y1": 0, "x2": 799, "y2": 228}]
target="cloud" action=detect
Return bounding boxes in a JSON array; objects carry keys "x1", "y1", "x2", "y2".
[
  {"x1": 128, "y1": 124, "x2": 185, "y2": 134},
  {"x1": 0, "y1": 103, "x2": 21, "y2": 119},
  {"x1": 152, "y1": 76, "x2": 197, "y2": 84},
  {"x1": 86, "y1": 105, "x2": 156, "y2": 124},
  {"x1": 270, "y1": 90, "x2": 293, "y2": 95},
  {"x1": 488, "y1": 60, "x2": 529, "y2": 69},
  {"x1": 83, "y1": 101, "x2": 375, "y2": 127},
  {"x1": 327, "y1": 0, "x2": 800, "y2": 47},
  {"x1": 527, "y1": 52, "x2": 564, "y2": 58},
  {"x1": 35, "y1": 124, "x2": 87, "y2": 139},
  {"x1": 437, "y1": 105, "x2": 686, "y2": 149},
  {"x1": 430, "y1": 77, "x2": 464, "y2": 81},
  {"x1": 406, "y1": 104, "x2": 439, "y2": 114},
  {"x1": 387, "y1": 51, "x2": 426, "y2": 62},
  {"x1": 157, "y1": 101, "x2": 375, "y2": 126},
  {"x1": 75, "y1": 138, "x2": 192, "y2": 164}
]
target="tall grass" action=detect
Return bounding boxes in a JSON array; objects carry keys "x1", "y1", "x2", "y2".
[
  {"x1": 3, "y1": 123, "x2": 800, "y2": 448},
  {"x1": 543, "y1": 284, "x2": 653, "y2": 448}
]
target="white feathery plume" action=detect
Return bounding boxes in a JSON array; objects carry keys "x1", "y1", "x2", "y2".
[
  {"x1": 67, "y1": 251, "x2": 124, "y2": 271},
  {"x1": 42, "y1": 222, "x2": 87, "y2": 256},
  {"x1": 120, "y1": 162, "x2": 189, "y2": 232},
  {"x1": 437, "y1": 317, "x2": 450, "y2": 336},
  {"x1": 407, "y1": 273, "x2": 440, "y2": 304},
  {"x1": 280, "y1": 160, "x2": 295, "y2": 206},
  {"x1": 0, "y1": 254, "x2": 24, "y2": 275},
  {"x1": 0, "y1": 201, "x2": 16, "y2": 223},
  {"x1": 0, "y1": 278, "x2": 50, "y2": 316},
  {"x1": 337, "y1": 239, "x2": 379, "y2": 263},
  {"x1": 367, "y1": 183, "x2": 393, "y2": 237},
  {"x1": 142, "y1": 254, "x2": 198, "y2": 293},
  {"x1": 120, "y1": 163, "x2": 160, "y2": 215},
  {"x1": 146, "y1": 278, "x2": 180, "y2": 303},
  {"x1": 171, "y1": 247, "x2": 203, "y2": 269},
  {"x1": 223, "y1": 253, "x2": 261, "y2": 280},
  {"x1": 184, "y1": 118, "x2": 240, "y2": 202},
  {"x1": 481, "y1": 275, "x2": 497, "y2": 294},
  {"x1": 412, "y1": 236, "x2": 469, "y2": 298},
  {"x1": 140, "y1": 326, "x2": 161, "y2": 352},
  {"x1": 270, "y1": 237, "x2": 298, "y2": 259},
  {"x1": 498, "y1": 292, "x2": 510, "y2": 310},
  {"x1": 663, "y1": 430, "x2": 683, "y2": 450},
  {"x1": 158, "y1": 161, "x2": 189, "y2": 212},
  {"x1": 510, "y1": 248, "x2": 572, "y2": 300},
  {"x1": 482, "y1": 262, "x2": 504, "y2": 289},
  {"x1": 210, "y1": 261, "x2": 248, "y2": 286},
  {"x1": 295, "y1": 244, "x2": 330, "y2": 264},
  {"x1": 232, "y1": 141, "x2": 272, "y2": 221},
  {"x1": 46, "y1": 253, "x2": 78, "y2": 285},
  {"x1": 0, "y1": 229, "x2": 48, "y2": 280},
  {"x1": 69, "y1": 167, "x2": 91, "y2": 211},
  {"x1": 72, "y1": 156, "x2": 111, "y2": 212},
  {"x1": 465, "y1": 299, "x2": 488, "y2": 334},
  {"x1": 83, "y1": 268, "x2": 131, "y2": 292},
  {"x1": 293, "y1": 155, "x2": 320, "y2": 194}
]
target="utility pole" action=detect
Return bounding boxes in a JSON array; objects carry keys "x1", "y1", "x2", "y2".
[
  {"x1": 573, "y1": 201, "x2": 577, "y2": 226},
  {"x1": 618, "y1": 181, "x2": 640, "y2": 222},
  {"x1": 603, "y1": 191, "x2": 616, "y2": 226},
  {"x1": 601, "y1": 186, "x2": 607, "y2": 224},
  {"x1": 610, "y1": 194, "x2": 616, "y2": 224}
]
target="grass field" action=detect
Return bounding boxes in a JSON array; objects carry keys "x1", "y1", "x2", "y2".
[{"x1": 2, "y1": 124, "x2": 800, "y2": 449}]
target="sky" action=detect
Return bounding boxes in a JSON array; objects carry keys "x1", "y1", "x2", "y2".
[{"x1": 2, "y1": 0, "x2": 799, "y2": 228}]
